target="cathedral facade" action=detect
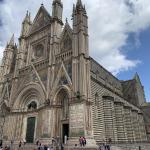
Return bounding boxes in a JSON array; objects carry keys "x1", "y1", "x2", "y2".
[{"x1": 0, "y1": 0, "x2": 148, "y2": 147}]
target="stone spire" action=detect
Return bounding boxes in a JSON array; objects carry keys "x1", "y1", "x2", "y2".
[
  {"x1": 1, "y1": 34, "x2": 16, "y2": 75},
  {"x1": 76, "y1": 0, "x2": 83, "y2": 8},
  {"x1": 23, "y1": 11, "x2": 30, "y2": 24},
  {"x1": 72, "y1": 0, "x2": 88, "y2": 56},
  {"x1": 72, "y1": 0, "x2": 90, "y2": 96},
  {"x1": 7, "y1": 34, "x2": 15, "y2": 48},
  {"x1": 21, "y1": 11, "x2": 31, "y2": 37}
]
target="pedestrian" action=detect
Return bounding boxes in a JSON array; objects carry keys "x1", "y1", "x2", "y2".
[
  {"x1": 103, "y1": 139, "x2": 107, "y2": 150},
  {"x1": 36, "y1": 139, "x2": 39, "y2": 146},
  {"x1": 83, "y1": 137, "x2": 86, "y2": 146},
  {"x1": 79, "y1": 137, "x2": 83, "y2": 147},
  {"x1": 9, "y1": 141, "x2": 13, "y2": 150},
  {"x1": 47, "y1": 144, "x2": 51, "y2": 150},
  {"x1": 44, "y1": 145, "x2": 48, "y2": 150},
  {"x1": 64, "y1": 135, "x2": 67, "y2": 145},
  {"x1": 18, "y1": 141, "x2": 22, "y2": 148},
  {"x1": 61, "y1": 143, "x2": 64, "y2": 150},
  {"x1": 37, "y1": 143, "x2": 41, "y2": 150},
  {"x1": 23, "y1": 138, "x2": 26, "y2": 145},
  {"x1": 0, "y1": 140, "x2": 2, "y2": 148}
]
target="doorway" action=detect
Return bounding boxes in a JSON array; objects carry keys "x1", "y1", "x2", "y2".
[
  {"x1": 26, "y1": 117, "x2": 36, "y2": 143},
  {"x1": 62, "y1": 124, "x2": 69, "y2": 143}
]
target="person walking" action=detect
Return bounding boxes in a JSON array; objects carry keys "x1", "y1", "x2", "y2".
[
  {"x1": 18, "y1": 141, "x2": 22, "y2": 149},
  {"x1": 83, "y1": 137, "x2": 86, "y2": 147},
  {"x1": 79, "y1": 137, "x2": 82, "y2": 147}
]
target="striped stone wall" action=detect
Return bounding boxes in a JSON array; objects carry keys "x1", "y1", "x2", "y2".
[
  {"x1": 124, "y1": 106, "x2": 135, "y2": 142},
  {"x1": 138, "y1": 113, "x2": 147, "y2": 142},
  {"x1": 132, "y1": 110, "x2": 141, "y2": 142},
  {"x1": 91, "y1": 77, "x2": 147, "y2": 143},
  {"x1": 103, "y1": 96, "x2": 117, "y2": 143},
  {"x1": 114, "y1": 101, "x2": 127, "y2": 143}
]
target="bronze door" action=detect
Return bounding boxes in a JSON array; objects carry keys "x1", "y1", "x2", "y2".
[{"x1": 26, "y1": 117, "x2": 36, "y2": 143}]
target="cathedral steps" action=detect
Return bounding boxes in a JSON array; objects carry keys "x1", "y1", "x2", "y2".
[
  {"x1": 5, "y1": 143, "x2": 150, "y2": 150},
  {"x1": 10, "y1": 144, "x2": 37, "y2": 150}
]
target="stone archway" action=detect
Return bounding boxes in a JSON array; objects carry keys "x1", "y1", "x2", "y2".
[{"x1": 12, "y1": 83, "x2": 46, "y2": 143}]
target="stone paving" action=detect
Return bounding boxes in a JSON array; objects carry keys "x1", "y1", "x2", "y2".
[{"x1": 2, "y1": 143, "x2": 150, "y2": 150}]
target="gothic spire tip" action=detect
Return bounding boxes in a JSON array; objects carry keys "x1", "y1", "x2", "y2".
[{"x1": 8, "y1": 34, "x2": 15, "y2": 46}]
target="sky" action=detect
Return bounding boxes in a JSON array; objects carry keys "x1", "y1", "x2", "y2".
[{"x1": 0, "y1": 0, "x2": 150, "y2": 101}]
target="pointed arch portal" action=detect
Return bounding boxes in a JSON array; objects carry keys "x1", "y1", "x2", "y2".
[{"x1": 54, "y1": 88, "x2": 70, "y2": 143}]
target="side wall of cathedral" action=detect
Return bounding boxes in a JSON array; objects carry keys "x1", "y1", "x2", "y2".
[{"x1": 90, "y1": 63, "x2": 147, "y2": 143}]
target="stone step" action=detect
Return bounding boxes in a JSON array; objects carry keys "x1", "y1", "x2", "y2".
[{"x1": 3, "y1": 143, "x2": 150, "y2": 150}]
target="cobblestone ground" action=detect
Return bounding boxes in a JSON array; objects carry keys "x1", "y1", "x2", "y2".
[{"x1": 2, "y1": 143, "x2": 150, "y2": 150}]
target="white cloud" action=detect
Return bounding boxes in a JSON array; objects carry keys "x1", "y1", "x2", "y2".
[
  {"x1": 0, "y1": 0, "x2": 150, "y2": 74},
  {"x1": 0, "y1": 42, "x2": 4, "y2": 62}
]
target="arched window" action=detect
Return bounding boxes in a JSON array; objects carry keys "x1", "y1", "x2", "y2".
[{"x1": 27, "y1": 101, "x2": 37, "y2": 110}]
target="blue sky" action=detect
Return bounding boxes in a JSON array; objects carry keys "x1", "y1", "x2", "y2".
[
  {"x1": 118, "y1": 29, "x2": 150, "y2": 101},
  {"x1": 0, "y1": 0, "x2": 150, "y2": 101}
]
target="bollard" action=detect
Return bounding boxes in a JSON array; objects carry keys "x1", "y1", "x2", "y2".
[{"x1": 139, "y1": 146, "x2": 141, "y2": 150}]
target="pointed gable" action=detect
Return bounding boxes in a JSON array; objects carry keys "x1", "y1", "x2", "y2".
[
  {"x1": 30, "y1": 5, "x2": 51, "y2": 34},
  {"x1": 51, "y1": 62, "x2": 72, "y2": 94},
  {"x1": 60, "y1": 21, "x2": 73, "y2": 52},
  {"x1": 134, "y1": 73, "x2": 143, "y2": 87}
]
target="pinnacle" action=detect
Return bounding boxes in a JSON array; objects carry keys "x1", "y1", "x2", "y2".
[
  {"x1": 53, "y1": 0, "x2": 61, "y2": 4},
  {"x1": 134, "y1": 72, "x2": 139, "y2": 80},
  {"x1": 76, "y1": 0, "x2": 83, "y2": 8},
  {"x1": 23, "y1": 10, "x2": 31, "y2": 23},
  {"x1": 73, "y1": 4, "x2": 76, "y2": 13},
  {"x1": 53, "y1": 0, "x2": 61, "y2": 2},
  {"x1": 8, "y1": 34, "x2": 15, "y2": 46},
  {"x1": 65, "y1": 18, "x2": 68, "y2": 24}
]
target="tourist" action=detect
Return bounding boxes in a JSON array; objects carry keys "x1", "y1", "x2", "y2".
[
  {"x1": 102, "y1": 139, "x2": 107, "y2": 150},
  {"x1": 44, "y1": 145, "x2": 48, "y2": 150},
  {"x1": 47, "y1": 144, "x2": 51, "y2": 150},
  {"x1": 64, "y1": 135, "x2": 67, "y2": 145},
  {"x1": 9, "y1": 140, "x2": 13, "y2": 150},
  {"x1": 83, "y1": 137, "x2": 86, "y2": 146},
  {"x1": 61, "y1": 143, "x2": 64, "y2": 150},
  {"x1": 36, "y1": 139, "x2": 39, "y2": 146},
  {"x1": 18, "y1": 141, "x2": 22, "y2": 149},
  {"x1": 0, "y1": 140, "x2": 2, "y2": 148},
  {"x1": 79, "y1": 137, "x2": 82, "y2": 147},
  {"x1": 37, "y1": 143, "x2": 41, "y2": 150},
  {"x1": 23, "y1": 138, "x2": 26, "y2": 145}
]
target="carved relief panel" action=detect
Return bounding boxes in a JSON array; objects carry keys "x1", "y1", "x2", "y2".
[{"x1": 31, "y1": 40, "x2": 46, "y2": 62}]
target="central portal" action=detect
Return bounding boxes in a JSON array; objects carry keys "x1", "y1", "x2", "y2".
[{"x1": 56, "y1": 88, "x2": 70, "y2": 143}]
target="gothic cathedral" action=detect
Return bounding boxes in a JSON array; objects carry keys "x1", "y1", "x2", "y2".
[{"x1": 0, "y1": 0, "x2": 148, "y2": 148}]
